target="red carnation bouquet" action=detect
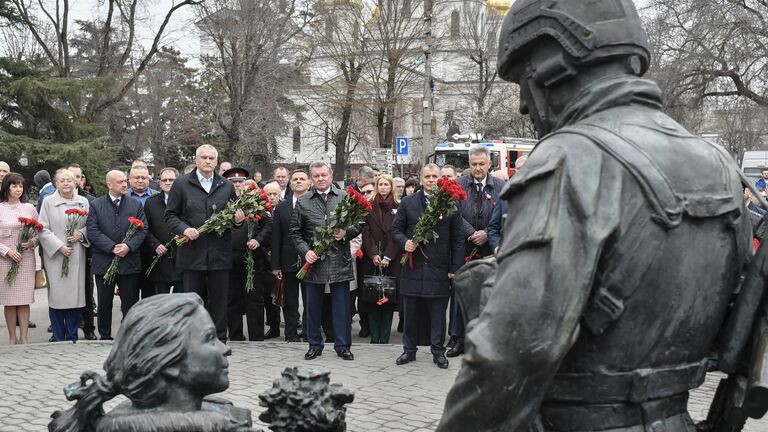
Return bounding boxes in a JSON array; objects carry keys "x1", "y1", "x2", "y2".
[
  {"x1": 176, "y1": 183, "x2": 272, "y2": 247},
  {"x1": 104, "y1": 217, "x2": 144, "y2": 284},
  {"x1": 61, "y1": 208, "x2": 88, "y2": 277},
  {"x1": 400, "y1": 177, "x2": 467, "y2": 268},
  {"x1": 5, "y1": 217, "x2": 43, "y2": 285},
  {"x1": 296, "y1": 187, "x2": 372, "y2": 280}
]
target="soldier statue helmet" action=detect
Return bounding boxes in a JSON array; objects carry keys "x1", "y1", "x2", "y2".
[
  {"x1": 49, "y1": 293, "x2": 252, "y2": 432},
  {"x1": 438, "y1": 0, "x2": 751, "y2": 431}
]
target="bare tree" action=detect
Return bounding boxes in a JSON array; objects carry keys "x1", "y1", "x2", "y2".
[
  {"x1": 7, "y1": 0, "x2": 202, "y2": 121},
  {"x1": 453, "y1": 1, "x2": 503, "y2": 115},
  {"x1": 365, "y1": 0, "x2": 424, "y2": 149},
  {"x1": 298, "y1": 1, "x2": 373, "y2": 180},
  {"x1": 649, "y1": 0, "x2": 768, "y2": 109},
  {"x1": 195, "y1": 0, "x2": 312, "y2": 169},
  {"x1": 711, "y1": 98, "x2": 768, "y2": 162}
]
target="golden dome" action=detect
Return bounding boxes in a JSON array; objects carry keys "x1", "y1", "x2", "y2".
[{"x1": 486, "y1": 0, "x2": 511, "y2": 15}]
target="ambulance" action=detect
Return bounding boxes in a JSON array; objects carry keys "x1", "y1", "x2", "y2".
[{"x1": 427, "y1": 137, "x2": 537, "y2": 177}]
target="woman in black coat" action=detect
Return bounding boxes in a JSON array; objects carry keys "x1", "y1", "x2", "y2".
[{"x1": 360, "y1": 175, "x2": 401, "y2": 344}]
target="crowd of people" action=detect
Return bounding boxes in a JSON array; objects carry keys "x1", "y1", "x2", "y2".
[{"x1": 0, "y1": 144, "x2": 525, "y2": 368}]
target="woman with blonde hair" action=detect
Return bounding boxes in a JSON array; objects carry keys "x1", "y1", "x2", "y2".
[
  {"x1": 39, "y1": 168, "x2": 90, "y2": 342},
  {"x1": 359, "y1": 174, "x2": 401, "y2": 344}
]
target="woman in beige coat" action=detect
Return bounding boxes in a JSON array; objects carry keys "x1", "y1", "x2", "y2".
[{"x1": 38, "y1": 169, "x2": 89, "y2": 342}]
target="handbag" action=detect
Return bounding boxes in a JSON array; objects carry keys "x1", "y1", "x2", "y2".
[
  {"x1": 35, "y1": 269, "x2": 48, "y2": 289},
  {"x1": 361, "y1": 266, "x2": 397, "y2": 305}
]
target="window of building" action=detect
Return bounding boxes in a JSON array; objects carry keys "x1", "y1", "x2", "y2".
[
  {"x1": 487, "y1": 32, "x2": 496, "y2": 51},
  {"x1": 450, "y1": 10, "x2": 460, "y2": 38},
  {"x1": 293, "y1": 126, "x2": 301, "y2": 153}
]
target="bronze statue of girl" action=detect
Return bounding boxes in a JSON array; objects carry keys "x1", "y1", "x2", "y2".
[{"x1": 49, "y1": 293, "x2": 252, "y2": 432}]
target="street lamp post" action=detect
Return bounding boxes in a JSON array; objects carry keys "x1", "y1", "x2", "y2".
[{"x1": 422, "y1": 0, "x2": 433, "y2": 160}]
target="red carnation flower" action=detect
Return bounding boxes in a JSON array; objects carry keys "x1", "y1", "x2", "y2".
[
  {"x1": 266, "y1": 201, "x2": 273, "y2": 212},
  {"x1": 127, "y1": 217, "x2": 145, "y2": 229},
  {"x1": 248, "y1": 183, "x2": 257, "y2": 191},
  {"x1": 355, "y1": 249, "x2": 363, "y2": 259}
]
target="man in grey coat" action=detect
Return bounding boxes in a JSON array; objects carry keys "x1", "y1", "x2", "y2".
[{"x1": 289, "y1": 161, "x2": 361, "y2": 361}]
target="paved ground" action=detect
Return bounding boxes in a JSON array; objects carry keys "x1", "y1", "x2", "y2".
[
  {"x1": 1, "y1": 341, "x2": 767, "y2": 432},
  {"x1": 2, "y1": 290, "x2": 768, "y2": 431}
]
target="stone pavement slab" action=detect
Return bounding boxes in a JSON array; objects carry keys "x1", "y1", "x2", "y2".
[{"x1": 1, "y1": 342, "x2": 767, "y2": 431}]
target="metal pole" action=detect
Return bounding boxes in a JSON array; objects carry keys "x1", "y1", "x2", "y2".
[{"x1": 422, "y1": 0, "x2": 433, "y2": 167}]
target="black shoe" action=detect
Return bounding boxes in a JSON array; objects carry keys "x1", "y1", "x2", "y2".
[
  {"x1": 337, "y1": 350, "x2": 354, "y2": 361},
  {"x1": 396, "y1": 352, "x2": 416, "y2": 365},
  {"x1": 433, "y1": 353, "x2": 449, "y2": 369},
  {"x1": 265, "y1": 327, "x2": 280, "y2": 339},
  {"x1": 285, "y1": 336, "x2": 301, "y2": 342},
  {"x1": 446, "y1": 337, "x2": 457, "y2": 350},
  {"x1": 83, "y1": 330, "x2": 97, "y2": 341},
  {"x1": 305, "y1": 348, "x2": 322, "y2": 360},
  {"x1": 100, "y1": 336, "x2": 113, "y2": 341},
  {"x1": 28, "y1": 321, "x2": 36, "y2": 329},
  {"x1": 249, "y1": 336, "x2": 264, "y2": 342},
  {"x1": 446, "y1": 341, "x2": 465, "y2": 357},
  {"x1": 229, "y1": 335, "x2": 246, "y2": 342},
  {"x1": 47, "y1": 325, "x2": 52, "y2": 333},
  {"x1": 358, "y1": 327, "x2": 370, "y2": 338},
  {"x1": 48, "y1": 336, "x2": 55, "y2": 342}
]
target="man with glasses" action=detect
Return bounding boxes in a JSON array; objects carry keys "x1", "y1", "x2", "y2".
[{"x1": 144, "y1": 168, "x2": 183, "y2": 294}]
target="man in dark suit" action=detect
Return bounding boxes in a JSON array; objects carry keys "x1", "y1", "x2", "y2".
[
  {"x1": 272, "y1": 169, "x2": 311, "y2": 342},
  {"x1": 87, "y1": 170, "x2": 148, "y2": 340},
  {"x1": 449, "y1": 145, "x2": 508, "y2": 357},
  {"x1": 143, "y1": 167, "x2": 183, "y2": 294},
  {"x1": 165, "y1": 144, "x2": 245, "y2": 342},
  {"x1": 391, "y1": 163, "x2": 465, "y2": 369}
]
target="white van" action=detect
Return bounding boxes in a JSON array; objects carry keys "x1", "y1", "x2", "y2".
[{"x1": 741, "y1": 151, "x2": 768, "y2": 186}]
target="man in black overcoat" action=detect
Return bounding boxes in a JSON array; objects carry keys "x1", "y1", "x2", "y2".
[
  {"x1": 271, "y1": 169, "x2": 311, "y2": 342},
  {"x1": 143, "y1": 167, "x2": 183, "y2": 294},
  {"x1": 165, "y1": 144, "x2": 245, "y2": 342},
  {"x1": 391, "y1": 163, "x2": 465, "y2": 369}
]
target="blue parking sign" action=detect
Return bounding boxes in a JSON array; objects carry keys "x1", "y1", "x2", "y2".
[{"x1": 396, "y1": 137, "x2": 409, "y2": 155}]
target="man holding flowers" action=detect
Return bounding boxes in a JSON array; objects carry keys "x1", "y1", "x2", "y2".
[
  {"x1": 165, "y1": 144, "x2": 245, "y2": 343},
  {"x1": 391, "y1": 163, "x2": 465, "y2": 369},
  {"x1": 289, "y1": 161, "x2": 364, "y2": 361},
  {"x1": 86, "y1": 170, "x2": 147, "y2": 340}
]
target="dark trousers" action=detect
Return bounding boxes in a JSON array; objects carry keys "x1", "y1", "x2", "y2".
[
  {"x1": 402, "y1": 295, "x2": 449, "y2": 355},
  {"x1": 184, "y1": 269, "x2": 229, "y2": 341},
  {"x1": 228, "y1": 260, "x2": 248, "y2": 340},
  {"x1": 264, "y1": 272, "x2": 281, "y2": 331},
  {"x1": 369, "y1": 309, "x2": 394, "y2": 343},
  {"x1": 305, "y1": 281, "x2": 351, "y2": 352},
  {"x1": 282, "y1": 271, "x2": 303, "y2": 339},
  {"x1": 81, "y1": 255, "x2": 95, "y2": 332},
  {"x1": 96, "y1": 273, "x2": 140, "y2": 339},
  {"x1": 139, "y1": 253, "x2": 155, "y2": 299},
  {"x1": 449, "y1": 281, "x2": 465, "y2": 342},
  {"x1": 153, "y1": 280, "x2": 184, "y2": 294},
  {"x1": 50, "y1": 308, "x2": 80, "y2": 342}
]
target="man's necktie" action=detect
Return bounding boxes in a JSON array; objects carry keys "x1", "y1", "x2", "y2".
[
  {"x1": 476, "y1": 183, "x2": 483, "y2": 208},
  {"x1": 321, "y1": 192, "x2": 328, "y2": 202},
  {"x1": 113, "y1": 198, "x2": 120, "y2": 207}
]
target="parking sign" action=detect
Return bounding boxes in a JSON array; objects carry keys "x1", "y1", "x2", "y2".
[{"x1": 396, "y1": 137, "x2": 409, "y2": 155}]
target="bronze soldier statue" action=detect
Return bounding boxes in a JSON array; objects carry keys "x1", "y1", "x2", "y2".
[{"x1": 438, "y1": 1, "x2": 754, "y2": 431}]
